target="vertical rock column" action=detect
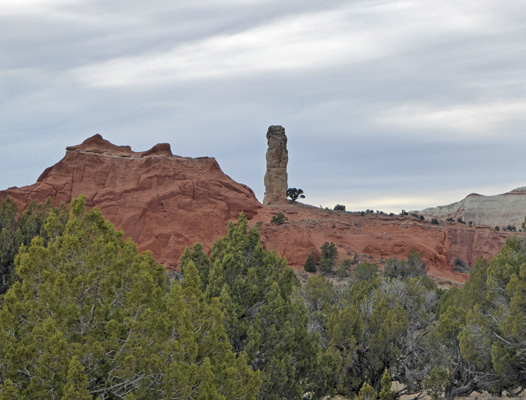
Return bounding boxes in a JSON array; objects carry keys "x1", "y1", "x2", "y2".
[{"x1": 263, "y1": 125, "x2": 288, "y2": 205}]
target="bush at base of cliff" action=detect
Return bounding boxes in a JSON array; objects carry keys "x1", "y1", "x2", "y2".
[{"x1": 304, "y1": 254, "x2": 317, "y2": 273}]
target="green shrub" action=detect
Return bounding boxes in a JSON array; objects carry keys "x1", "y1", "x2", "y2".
[
  {"x1": 304, "y1": 254, "x2": 317, "y2": 273},
  {"x1": 271, "y1": 212, "x2": 288, "y2": 225},
  {"x1": 334, "y1": 204, "x2": 346, "y2": 212},
  {"x1": 320, "y1": 242, "x2": 338, "y2": 273},
  {"x1": 354, "y1": 262, "x2": 378, "y2": 281}
]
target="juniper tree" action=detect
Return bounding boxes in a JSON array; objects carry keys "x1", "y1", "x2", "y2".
[{"x1": 0, "y1": 197, "x2": 259, "y2": 399}]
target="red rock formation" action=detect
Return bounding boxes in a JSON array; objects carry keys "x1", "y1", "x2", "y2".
[
  {"x1": 1, "y1": 135, "x2": 261, "y2": 268},
  {"x1": 251, "y1": 203, "x2": 517, "y2": 285},
  {"x1": 0, "y1": 135, "x2": 517, "y2": 284}
]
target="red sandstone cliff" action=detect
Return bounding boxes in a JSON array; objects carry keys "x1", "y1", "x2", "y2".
[
  {"x1": 0, "y1": 135, "x2": 517, "y2": 284},
  {"x1": 1, "y1": 135, "x2": 261, "y2": 268},
  {"x1": 252, "y1": 203, "x2": 513, "y2": 284}
]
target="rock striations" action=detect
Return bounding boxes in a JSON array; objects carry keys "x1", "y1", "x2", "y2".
[
  {"x1": 1, "y1": 134, "x2": 261, "y2": 268},
  {"x1": 263, "y1": 125, "x2": 288, "y2": 205}
]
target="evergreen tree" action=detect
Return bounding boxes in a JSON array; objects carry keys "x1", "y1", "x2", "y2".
[
  {"x1": 379, "y1": 369, "x2": 396, "y2": 400},
  {"x1": 0, "y1": 378, "x2": 18, "y2": 400},
  {"x1": 0, "y1": 197, "x2": 68, "y2": 294},
  {"x1": 304, "y1": 254, "x2": 317, "y2": 273},
  {"x1": 61, "y1": 357, "x2": 92, "y2": 400},
  {"x1": 423, "y1": 366, "x2": 449, "y2": 400},
  {"x1": 0, "y1": 197, "x2": 259, "y2": 399},
  {"x1": 180, "y1": 213, "x2": 324, "y2": 399},
  {"x1": 320, "y1": 242, "x2": 338, "y2": 273},
  {"x1": 358, "y1": 382, "x2": 377, "y2": 400},
  {"x1": 456, "y1": 237, "x2": 526, "y2": 395}
]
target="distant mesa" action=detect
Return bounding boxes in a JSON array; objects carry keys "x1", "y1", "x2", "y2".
[{"x1": 418, "y1": 187, "x2": 526, "y2": 228}]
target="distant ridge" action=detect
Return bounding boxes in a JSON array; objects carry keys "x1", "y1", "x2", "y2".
[{"x1": 418, "y1": 187, "x2": 526, "y2": 229}]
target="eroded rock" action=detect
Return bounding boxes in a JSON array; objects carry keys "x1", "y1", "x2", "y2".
[
  {"x1": 1, "y1": 134, "x2": 262, "y2": 269},
  {"x1": 1, "y1": 132, "x2": 518, "y2": 284},
  {"x1": 263, "y1": 125, "x2": 288, "y2": 205}
]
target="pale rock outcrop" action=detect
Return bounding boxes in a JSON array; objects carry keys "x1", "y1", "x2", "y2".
[
  {"x1": 418, "y1": 187, "x2": 526, "y2": 229},
  {"x1": 263, "y1": 125, "x2": 288, "y2": 205}
]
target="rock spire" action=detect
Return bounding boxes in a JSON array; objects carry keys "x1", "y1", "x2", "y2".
[{"x1": 263, "y1": 125, "x2": 288, "y2": 205}]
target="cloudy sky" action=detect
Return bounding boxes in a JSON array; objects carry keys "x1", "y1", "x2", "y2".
[{"x1": 2, "y1": 0, "x2": 526, "y2": 212}]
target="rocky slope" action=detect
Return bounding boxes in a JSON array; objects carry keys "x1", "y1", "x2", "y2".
[
  {"x1": 1, "y1": 135, "x2": 517, "y2": 284},
  {"x1": 418, "y1": 187, "x2": 526, "y2": 229},
  {"x1": 252, "y1": 203, "x2": 512, "y2": 284}
]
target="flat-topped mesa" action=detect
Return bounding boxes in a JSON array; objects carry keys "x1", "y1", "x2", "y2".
[{"x1": 263, "y1": 125, "x2": 288, "y2": 205}]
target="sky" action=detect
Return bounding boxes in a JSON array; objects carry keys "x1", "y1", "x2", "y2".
[{"x1": 1, "y1": 0, "x2": 526, "y2": 213}]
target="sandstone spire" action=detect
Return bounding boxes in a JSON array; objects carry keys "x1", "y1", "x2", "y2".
[{"x1": 263, "y1": 125, "x2": 288, "y2": 205}]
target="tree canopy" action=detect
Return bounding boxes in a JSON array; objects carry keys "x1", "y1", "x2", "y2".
[
  {"x1": 286, "y1": 188, "x2": 305, "y2": 202},
  {"x1": 2, "y1": 196, "x2": 526, "y2": 399},
  {"x1": 0, "y1": 197, "x2": 259, "y2": 399}
]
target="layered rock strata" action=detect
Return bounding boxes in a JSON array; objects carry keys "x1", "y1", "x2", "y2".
[{"x1": 263, "y1": 125, "x2": 288, "y2": 205}]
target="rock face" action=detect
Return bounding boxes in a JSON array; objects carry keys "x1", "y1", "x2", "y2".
[
  {"x1": 418, "y1": 187, "x2": 526, "y2": 229},
  {"x1": 250, "y1": 203, "x2": 516, "y2": 285},
  {"x1": 263, "y1": 125, "x2": 288, "y2": 205},
  {"x1": 0, "y1": 134, "x2": 262, "y2": 268}
]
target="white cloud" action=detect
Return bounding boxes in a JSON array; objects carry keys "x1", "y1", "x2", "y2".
[
  {"x1": 0, "y1": 0, "x2": 86, "y2": 15},
  {"x1": 70, "y1": 7, "x2": 379, "y2": 87},
  {"x1": 69, "y1": 0, "x2": 518, "y2": 89},
  {"x1": 375, "y1": 101, "x2": 526, "y2": 139}
]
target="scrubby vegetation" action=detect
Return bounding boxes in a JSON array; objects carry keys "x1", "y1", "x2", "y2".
[
  {"x1": 304, "y1": 254, "x2": 317, "y2": 273},
  {"x1": 270, "y1": 212, "x2": 288, "y2": 225},
  {"x1": 1, "y1": 197, "x2": 526, "y2": 399},
  {"x1": 0, "y1": 198, "x2": 259, "y2": 399},
  {"x1": 334, "y1": 204, "x2": 346, "y2": 212}
]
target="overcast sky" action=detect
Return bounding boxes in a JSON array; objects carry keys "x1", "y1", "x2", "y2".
[{"x1": 1, "y1": 0, "x2": 526, "y2": 213}]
